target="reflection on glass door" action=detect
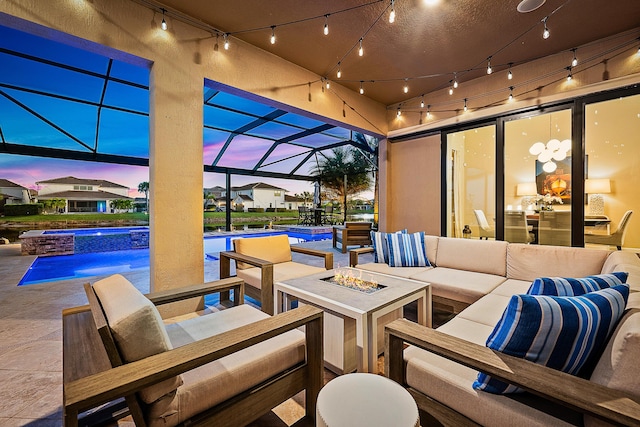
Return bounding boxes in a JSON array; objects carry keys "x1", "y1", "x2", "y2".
[
  {"x1": 445, "y1": 125, "x2": 495, "y2": 239},
  {"x1": 584, "y1": 94, "x2": 640, "y2": 250},
  {"x1": 504, "y1": 109, "x2": 572, "y2": 246}
]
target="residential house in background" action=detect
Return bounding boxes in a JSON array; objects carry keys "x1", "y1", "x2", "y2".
[
  {"x1": 36, "y1": 176, "x2": 132, "y2": 213},
  {"x1": 204, "y1": 185, "x2": 225, "y2": 210},
  {"x1": 221, "y1": 182, "x2": 288, "y2": 212},
  {"x1": 0, "y1": 179, "x2": 32, "y2": 211},
  {"x1": 284, "y1": 194, "x2": 312, "y2": 211}
]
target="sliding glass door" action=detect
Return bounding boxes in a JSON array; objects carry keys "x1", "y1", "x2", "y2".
[
  {"x1": 503, "y1": 109, "x2": 572, "y2": 245},
  {"x1": 445, "y1": 125, "x2": 496, "y2": 239}
]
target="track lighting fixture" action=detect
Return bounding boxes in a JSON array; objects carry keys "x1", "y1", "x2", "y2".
[
  {"x1": 403, "y1": 79, "x2": 409, "y2": 93},
  {"x1": 426, "y1": 105, "x2": 431, "y2": 118},
  {"x1": 487, "y1": 57, "x2": 493, "y2": 74},
  {"x1": 358, "y1": 38, "x2": 364, "y2": 56},
  {"x1": 463, "y1": 98, "x2": 468, "y2": 112},
  {"x1": 324, "y1": 15, "x2": 329, "y2": 35},
  {"x1": 326, "y1": 79, "x2": 330, "y2": 89},
  {"x1": 507, "y1": 63, "x2": 513, "y2": 80},
  {"x1": 396, "y1": 106, "x2": 402, "y2": 117},
  {"x1": 389, "y1": 0, "x2": 396, "y2": 23},
  {"x1": 336, "y1": 63, "x2": 342, "y2": 79},
  {"x1": 509, "y1": 86, "x2": 514, "y2": 101},
  {"x1": 567, "y1": 67, "x2": 572, "y2": 81},
  {"x1": 359, "y1": 81, "x2": 364, "y2": 94},
  {"x1": 420, "y1": 96, "x2": 425, "y2": 109},
  {"x1": 270, "y1": 26, "x2": 276, "y2": 44},
  {"x1": 542, "y1": 17, "x2": 550, "y2": 39},
  {"x1": 453, "y1": 73, "x2": 458, "y2": 88},
  {"x1": 223, "y1": 33, "x2": 229, "y2": 50},
  {"x1": 449, "y1": 84, "x2": 454, "y2": 95},
  {"x1": 571, "y1": 48, "x2": 578, "y2": 67},
  {"x1": 161, "y1": 9, "x2": 167, "y2": 31}
]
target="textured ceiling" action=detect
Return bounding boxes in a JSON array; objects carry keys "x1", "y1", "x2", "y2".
[{"x1": 157, "y1": 0, "x2": 640, "y2": 106}]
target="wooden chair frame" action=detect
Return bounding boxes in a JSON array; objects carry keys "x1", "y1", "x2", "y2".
[
  {"x1": 219, "y1": 245, "x2": 333, "y2": 315},
  {"x1": 332, "y1": 222, "x2": 373, "y2": 253},
  {"x1": 385, "y1": 318, "x2": 640, "y2": 427},
  {"x1": 63, "y1": 278, "x2": 324, "y2": 427}
]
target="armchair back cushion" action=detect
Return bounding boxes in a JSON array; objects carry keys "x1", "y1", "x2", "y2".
[
  {"x1": 435, "y1": 237, "x2": 507, "y2": 276},
  {"x1": 507, "y1": 244, "x2": 610, "y2": 282},
  {"x1": 92, "y1": 274, "x2": 183, "y2": 404},
  {"x1": 233, "y1": 234, "x2": 292, "y2": 269}
]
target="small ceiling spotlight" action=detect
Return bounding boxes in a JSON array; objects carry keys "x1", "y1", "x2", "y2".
[
  {"x1": 542, "y1": 17, "x2": 550, "y2": 39},
  {"x1": 389, "y1": 0, "x2": 396, "y2": 23},
  {"x1": 571, "y1": 48, "x2": 578, "y2": 67},
  {"x1": 566, "y1": 66, "x2": 573, "y2": 82},
  {"x1": 509, "y1": 86, "x2": 514, "y2": 101},
  {"x1": 358, "y1": 38, "x2": 364, "y2": 56},
  {"x1": 325, "y1": 79, "x2": 331, "y2": 89},
  {"x1": 426, "y1": 105, "x2": 431, "y2": 118},
  {"x1": 324, "y1": 15, "x2": 329, "y2": 35},
  {"x1": 270, "y1": 26, "x2": 276, "y2": 44},
  {"x1": 463, "y1": 98, "x2": 468, "y2": 112},
  {"x1": 396, "y1": 106, "x2": 402, "y2": 117},
  {"x1": 453, "y1": 73, "x2": 459, "y2": 88},
  {"x1": 487, "y1": 57, "x2": 493, "y2": 74},
  {"x1": 507, "y1": 63, "x2": 513, "y2": 80},
  {"x1": 403, "y1": 79, "x2": 409, "y2": 93},
  {"x1": 161, "y1": 8, "x2": 167, "y2": 31},
  {"x1": 359, "y1": 81, "x2": 364, "y2": 94},
  {"x1": 420, "y1": 96, "x2": 425, "y2": 109},
  {"x1": 223, "y1": 33, "x2": 230, "y2": 50},
  {"x1": 449, "y1": 84, "x2": 454, "y2": 95}
]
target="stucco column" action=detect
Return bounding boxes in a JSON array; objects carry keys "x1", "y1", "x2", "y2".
[{"x1": 149, "y1": 59, "x2": 204, "y2": 316}]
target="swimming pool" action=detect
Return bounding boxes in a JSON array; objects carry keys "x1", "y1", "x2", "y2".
[{"x1": 18, "y1": 230, "x2": 331, "y2": 286}]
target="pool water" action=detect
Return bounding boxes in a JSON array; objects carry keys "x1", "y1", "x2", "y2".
[{"x1": 18, "y1": 231, "x2": 331, "y2": 286}]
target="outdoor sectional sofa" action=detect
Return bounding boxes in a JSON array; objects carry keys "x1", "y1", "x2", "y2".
[{"x1": 349, "y1": 236, "x2": 640, "y2": 426}]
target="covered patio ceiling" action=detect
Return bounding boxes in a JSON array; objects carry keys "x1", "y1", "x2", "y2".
[{"x1": 0, "y1": 22, "x2": 379, "y2": 182}]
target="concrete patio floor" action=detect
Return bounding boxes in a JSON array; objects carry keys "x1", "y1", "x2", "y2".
[{"x1": 0, "y1": 238, "x2": 373, "y2": 426}]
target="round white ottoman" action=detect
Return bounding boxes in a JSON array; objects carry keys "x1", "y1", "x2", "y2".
[{"x1": 316, "y1": 373, "x2": 419, "y2": 427}]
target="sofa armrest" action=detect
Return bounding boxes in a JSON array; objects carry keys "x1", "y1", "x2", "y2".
[
  {"x1": 64, "y1": 305, "x2": 324, "y2": 426},
  {"x1": 147, "y1": 278, "x2": 245, "y2": 306},
  {"x1": 385, "y1": 319, "x2": 640, "y2": 427},
  {"x1": 349, "y1": 247, "x2": 375, "y2": 267},
  {"x1": 219, "y1": 251, "x2": 274, "y2": 314},
  {"x1": 290, "y1": 245, "x2": 334, "y2": 270}
]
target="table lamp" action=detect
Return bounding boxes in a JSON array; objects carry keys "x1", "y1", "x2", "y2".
[
  {"x1": 517, "y1": 182, "x2": 537, "y2": 211},
  {"x1": 585, "y1": 178, "x2": 611, "y2": 216}
]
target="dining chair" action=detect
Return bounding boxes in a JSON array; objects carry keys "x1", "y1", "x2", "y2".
[
  {"x1": 473, "y1": 209, "x2": 494, "y2": 240},
  {"x1": 504, "y1": 211, "x2": 535, "y2": 244},
  {"x1": 585, "y1": 210, "x2": 633, "y2": 250}
]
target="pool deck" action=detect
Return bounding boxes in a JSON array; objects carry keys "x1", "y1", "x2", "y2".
[{"x1": 0, "y1": 238, "x2": 372, "y2": 426}]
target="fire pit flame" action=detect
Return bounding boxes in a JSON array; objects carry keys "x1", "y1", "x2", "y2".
[{"x1": 324, "y1": 268, "x2": 385, "y2": 294}]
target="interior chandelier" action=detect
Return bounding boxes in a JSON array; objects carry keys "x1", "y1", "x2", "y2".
[{"x1": 529, "y1": 139, "x2": 571, "y2": 172}]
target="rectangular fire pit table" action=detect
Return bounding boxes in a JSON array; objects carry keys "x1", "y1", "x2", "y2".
[{"x1": 274, "y1": 267, "x2": 431, "y2": 374}]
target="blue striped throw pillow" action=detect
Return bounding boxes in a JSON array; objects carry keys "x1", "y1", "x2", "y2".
[
  {"x1": 527, "y1": 272, "x2": 628, "y2": 296},
  {"x1": 371, "y1": 229, "x2": 407, "y2": 263},
  {"x1": 386, "y1": 231, "x2": 430, "y2": 267},
  {"x1": 473, "y1": 284, "x2": 629, "y2": 394}
]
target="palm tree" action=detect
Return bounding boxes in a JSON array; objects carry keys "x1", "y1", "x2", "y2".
[
  {"x1": 311, "y1": 146, "x2": 372, "y2": 222},
  {"x1": 352, "y1": 132, "x2": 379, "y2": 225},
  {"x1": 138, "y1": 181, "x2": 149, "y2": 213}
]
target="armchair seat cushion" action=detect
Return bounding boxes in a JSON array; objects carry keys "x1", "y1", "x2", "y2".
[
  {"x1": 237, "y1": 261, "x2": 326, "y2": 289},
  {"x1": 161, "y1": 305, "x2": 306, "y2": 427},
  {"x1": 356, "y1": 262, "x2": 431, "y2": 278}
]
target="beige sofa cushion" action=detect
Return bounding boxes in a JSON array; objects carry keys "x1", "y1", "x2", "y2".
[
  {"x1": 233, "y1": 234, "x2": 292, "y2": 269},
  {"x1": 356, "y1": 262, "x2": 431, "y2": 278},
  {"x1": 92, "y1": 274, "x2": 183, "y2": 405},
  {"x1": 436, "y1": 317, "x2": 495, "y2": 346},
  {"x1": 151, "y1": 304, "x2": 305, "y2": 427},
  {"x1": 409, "y1": 267, "x2": 506, "y2": 305},
  {"x1": 424, "y1": 234, "x2": 439, "y2": 265},
  {"x1": 507, "y1": 244, "x2": 610, "y2": 281},
  {"x1": 435, "y1": 237, "x2": 508, "y2": 276},
  {"x1": 404, "y1": 345, "x2": 580, "y2": 427},
  {"x1": 456, "y1": 294, "x2": 512, "y2": 327},
  {"x1": 601, "y1": 251, "x2": 640, "y2": 290},
  {"x1": 237, "y1": 261, "x2": 326, "y2": 289},
  {"x1": 490, "y1": 279, "x2": 532, "y2": 297}
]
